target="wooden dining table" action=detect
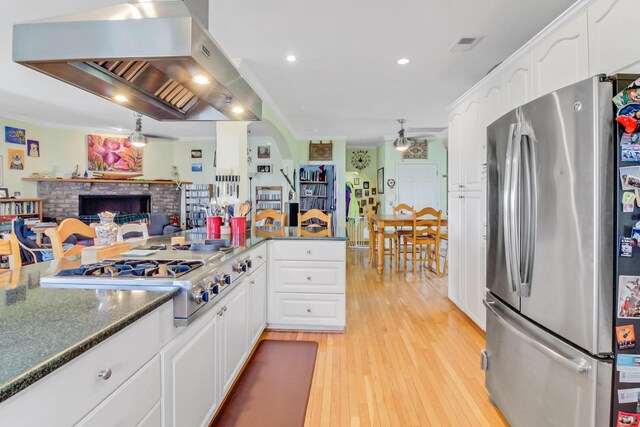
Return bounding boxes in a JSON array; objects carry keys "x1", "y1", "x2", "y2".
[{"x1": 372, "y1": 213, "x2": 448, "y2": 274}]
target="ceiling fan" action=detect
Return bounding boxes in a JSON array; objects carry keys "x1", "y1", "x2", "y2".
[
  {"x1": 128, "y1": 113, "x2": 178, "y2": 147},
  {"x1": 393, "y1": 119, "x2": 446, "y2": 151}
]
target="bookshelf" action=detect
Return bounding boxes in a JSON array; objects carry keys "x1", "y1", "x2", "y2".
[
  {"x1": 255, "y1": 186, "x2": 282, "y2": 213},
  {"x1": 184, "y1": 184, "x2": 213, "y2": 229},
  {"x1": 0, "y1": 198, "x2": 43, "y2": 221},
  {"x1": 299, "y1": 181, "x2": 328, "y2": 213},
  {"x1": 298, "y1": 165, "x2": 335, "y2": 230}
]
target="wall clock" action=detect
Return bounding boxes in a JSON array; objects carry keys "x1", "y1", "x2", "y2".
[
  {"x1": 350, "y1": 150, "x2": 370, "y2": 171},
  {"x1": 387, "y1": 178, "x2": 396, "y2": 189}
]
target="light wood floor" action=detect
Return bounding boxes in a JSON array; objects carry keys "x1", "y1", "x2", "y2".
[{"x1": 263, "y1": 249, "x2": 509, "y2": 427}]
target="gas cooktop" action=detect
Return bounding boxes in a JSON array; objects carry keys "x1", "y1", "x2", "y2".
[{"x1": 53, "y1": 259, "x2": 205, "y2": 279}]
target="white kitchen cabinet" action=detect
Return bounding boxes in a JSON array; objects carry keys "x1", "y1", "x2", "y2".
[
  {"x1": 267, "y1": 240, "x2": 346, "y2": 331},
  {"x1": 447, "y1": 109, "x2": 463, "y2": 192},
  {"x1": 503, "y1": 52, "x2": 534, "y2": 112},
  {"x1": 461, "y1": 99, "x2": 482, "y2": 192},
  {"x1": 462, "y1": 191, "x2": 485, "y2": 329},
  {"x1": 217, "y1": 281, "x2": 250, "y2": 396},
  {"x1": 0, "y1": 302, "x2": 173, "y2": 427},
  {"x1": 76, "y1": 355, "x2": 161, "y2": 427},
  {"x1": 447, "y1": 191, "x2": 485, "y2": 330},
  {"x1": 533, "y1": 12, "x2": 589, "y2": 97},
  {"x1": 447, "y1": 193, "x2": 463, "y2": 308},
  {"x1": 161, "y1": 309, "x2": 218, "y2": 427},
  {"x1": 249, "y1": 263, "x2": 267, "y2": 347},
  {"x1": 588, "y1": 0, "x2": 640, "y2": 75}
]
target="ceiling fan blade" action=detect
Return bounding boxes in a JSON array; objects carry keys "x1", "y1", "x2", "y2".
[
  {"x1": 406, "y1": 126, "x2": 446, "y2": 133},
  {"x1": 142, "y1": 133, "x2": 179, "y2": 141}
]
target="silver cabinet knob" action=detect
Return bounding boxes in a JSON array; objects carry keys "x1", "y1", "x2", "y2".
[
  {"x1": 98, "y1": 368, "x2": 112, "y2": 380},
  {"x1": 306, "y1": 308, "x2": 312, "y2": 313},
  {"x1": 306, "y1": 250, "x2": 311, "y2": 254},
  {"x1": 258, "y1": 255, "x2": 263, "y2": 260},
  {"x1": 250, "y1": 280, "x2": 255, "y2": 285},
  {"x1": 223, "y1": 306, "x2": 228, "y2": 311},
  {"x1": 307, "y1": 276, "x2": 312, "y2": 281},
  {"x1": 218, "y1": 308, "x2": 224, "y2": 316}
]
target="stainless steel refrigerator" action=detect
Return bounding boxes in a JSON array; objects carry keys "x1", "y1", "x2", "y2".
[{"x1": 484, "y1": 75, "x2": 623, "y2": 426}]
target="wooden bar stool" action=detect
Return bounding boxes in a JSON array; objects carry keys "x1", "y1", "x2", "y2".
[
  {"x1": 298, "y1": 209, "x2": 332, "y2": 237},
  {"x1": 0, "y1": 234, "x2": 22, "y2": 269},
  {"x1": 254, "y1": 209, "x2": 286, "y2": 237}
]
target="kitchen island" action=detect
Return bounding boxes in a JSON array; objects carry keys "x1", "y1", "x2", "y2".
[{"x1": 0, "y1": 227, "x2": 347, "y2": 426}]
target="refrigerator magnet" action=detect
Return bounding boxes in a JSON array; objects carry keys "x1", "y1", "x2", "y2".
[
  {"x1": 620, "y1": 167, "x2": 640, "y2": 190},
  {"x1": 621, "y1": 132, "x2": 640, "y2": 146},
  {"x1": 621, "y1": 237, "x2": 635, "y2": 258},
  {"x1": 617, "y1": 325, "x2": 637, "y2": 350},
  {"x1": 617, "y1": 411, "x2": 640, "y2": 427},
  {"x1": 623, "y1": 192, "x2": 636, "y2": 212},
  {"x1": 618, "y1": 276, "x2": 640, "y2": 318},
  {"x1": 623, "y1": 148, "x2": 640, "y2": 162}
]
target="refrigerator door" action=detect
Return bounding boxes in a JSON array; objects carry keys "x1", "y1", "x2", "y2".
[
  {"x1": 486, "y1": 108, "x2": 521, "y2": 310},
  {"x1": 485, "y1": 293, "x2": 612, "y2": 427},
  {"x1": 518, "y1": 76, "x2": 613, "y2": 355}
]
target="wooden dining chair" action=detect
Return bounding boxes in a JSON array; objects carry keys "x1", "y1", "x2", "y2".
[
  {"x1": 253, "y1": 209, "x2": 286, "y2": 237},
  {"x1": 403, "y1": 207, "x2": 443, "y2": 273},
  {"x1": 393, "y1": 203, "x2": 415, "y2": 252},
  {"x1": 117, "y1": 223, "x2": 149, "y2": 242},
  {"x1": 45, "y1": 218, "x2": 97, "y2": 259},
  {"x1": 366, "y1": 209, "x2": 398, "y2": 265},
  {"x1": 298, "y1": 209, "x2": 332, "y2": 237},
  {"x1": 0, "y1": 233, "x2": 22, "y2": 269}
]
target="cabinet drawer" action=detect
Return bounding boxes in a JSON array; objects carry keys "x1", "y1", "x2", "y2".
[
  {"x1": 0, "y1": 302, "x2": 172, "y2": 426},
  {"x1": 250, "y1": 243, "x2": 267, "y2": 271},
  {"x1": 76, "y1": 355, "x2": 161, "y2": 426},
  {"x1": 270, "y1": 240, "x2": 346, "y2": 262},
  {"x1": 272, "y1": 261, "x2": 345, "y2": 294},
  {"x1": 270, "y1": 293, "x2": 345, "y2": 328}
]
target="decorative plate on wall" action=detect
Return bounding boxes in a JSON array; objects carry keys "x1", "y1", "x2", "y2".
[
  {"x1": 403, "y1": 141, "x2": 428, "y2": 159},
  {"x1": 351, "y1": 150, "x2": 370, "y2": 171}
]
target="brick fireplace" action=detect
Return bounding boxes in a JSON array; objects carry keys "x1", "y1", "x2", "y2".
[{"x1": 35, "y1": 181, "x2": 182, "y2": 221}]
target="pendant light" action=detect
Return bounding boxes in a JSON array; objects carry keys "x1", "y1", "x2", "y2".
[
  {"x1": 393, "y1": 119, "x2": 409, "y2": 152},
  {"x1": 129, "y1": 113, "x2": 147, "y2": 148}
]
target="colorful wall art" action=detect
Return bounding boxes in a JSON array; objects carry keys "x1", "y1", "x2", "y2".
[
  {"x1": 27, "y1": 140, "x2": 40, "y2": 157},
  {"x1": 87, "y1": 134, "x2": 142, "y2": 172},
  {"x1": 8, "y1": 149, "x2": 24, "y2": 170},
  {"x1": 5, "y1": 126, "x2": 26, "y2": 145}
]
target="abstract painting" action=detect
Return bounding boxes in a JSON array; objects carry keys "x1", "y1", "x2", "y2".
[
  {"x1": 8, "y1": 149, "x2": 24, "y2": 170},
  {"x1": 5, "y1": 126, "x2": 26, "y2": 145},
  {"x1": 88, "y1": 134, "x2": 142, "y2": 172},
  {"x1": 191, "y1": 163, "x2": 203, "y2": 172},
  {"x1": 27, "y1": 140, "x2": 40, "y2": 157}
]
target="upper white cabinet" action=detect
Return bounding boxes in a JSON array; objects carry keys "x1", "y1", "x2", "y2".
[
  {"x1": 503, "y1": 52, "x2": 534, "y2": 112},
  {"x1": 447, "y1": 109, "x2": 463, "y2": 192},
  {"x1": 461, "y1": 99, "x2": 482, "y2": 192},
  {"x1": 533, "y1": 12, "x2": 589, "y2": 97},
  {"x1": 588, "y1": 0, "x2": 640, "y2": 75}
]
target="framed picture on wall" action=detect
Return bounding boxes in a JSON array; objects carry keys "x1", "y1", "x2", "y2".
[
  {"x1": 354, "y1": 177, "x2": 360, "y2": 185},
  {"x1": 191, "y1": 163, "x2": 203, "y2": 172},
  {"x1": 257, "y1": 146, "x2": 271, "y2": 159},
  {"x1": 360, "y1": 199, "x2": 366, "y2": 207},
  {"x1": 368, "y1": 197, "x2": 374, "y2": 204},
  {"x1": 355, "y1": 189, "x2": 362, "y2": 198},
  {"x1": 377, "y1": 167, "x2": 385, "y2": 194},
  {"x1": 191, "y1": 149, "x2": 202, "y2": 159},
  {"x1": 257, "y1": 164, "x2": 272, "y2": 174},
  {"x1": 363, "y1": 181, "x2": 369, "y2": 189},
  {"x1": 0, "y1": 188, "x2": 9, "y2": 198},
  {"x1": 372, "y1": 188, "x2": 377, "y2": 195},
  {"x1": 27, "y1": 140, "x2": 40, "y2": 157},
  {"x1": 365, "y1": 190, "x2": 369, "y2": 197}
]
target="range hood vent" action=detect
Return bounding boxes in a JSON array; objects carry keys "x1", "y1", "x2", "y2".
[{"x1": 12, "y1": 1, "x2": 262, "y2": 121}]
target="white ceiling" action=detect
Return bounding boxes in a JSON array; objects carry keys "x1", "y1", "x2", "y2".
[{"x1": 0, "y1": 0, "x2": 575, "y2": 145}]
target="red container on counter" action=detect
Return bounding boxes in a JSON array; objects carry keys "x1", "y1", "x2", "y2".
[
  {"x1": 230, "y1": 216, "x2": 247, "y2": 234},
  {"x1": 206, "y1": 216, "x2": 222, "y2": 234}
]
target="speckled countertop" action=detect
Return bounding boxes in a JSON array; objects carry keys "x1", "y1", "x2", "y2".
[
  {"x1": 0, "y1": 226, "x2": 346, "y2": 404},
  {"x1": 0, "y1": 261, "x2": 178, "y2": 403}
]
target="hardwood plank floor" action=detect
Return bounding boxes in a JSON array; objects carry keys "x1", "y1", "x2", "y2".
[{"x1": 263, "y1": 249, "x2": 509, "y2": 427}]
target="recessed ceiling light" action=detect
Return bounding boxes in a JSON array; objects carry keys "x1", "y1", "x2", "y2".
[
  {"x1": 192, "y1": 75, "x2": 210, "y2": 85},
  {"x1": 114, "y1": 95, "x2": 128, "y2": 102},
  {"x1": 396, "y1": 58, "x2": 410, "y2": 65},
  {"x1": 231, "y1": 106, "x2": 244, "y2": 114},
  {"x1": 286, "y1": 55, "x2": 297, "y2": 62}
]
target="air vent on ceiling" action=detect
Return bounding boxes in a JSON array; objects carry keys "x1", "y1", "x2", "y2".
[{"x1": 449, "y1": 37, "x2": 482, "y2": 52}]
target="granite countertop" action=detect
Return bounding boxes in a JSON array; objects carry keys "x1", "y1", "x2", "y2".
[
  {"x1": 0, "y1": 261, "x2": 178, "y2": 404},
  {"x1": 0, "y1": 226, "x2": 346, "y2": 405}
]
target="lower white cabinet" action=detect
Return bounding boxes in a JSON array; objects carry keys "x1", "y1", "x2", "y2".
[
  {"x1": 77, "y1": 355, "x2": 161, "y2": 427},
  {"x1": 249, "y1": 263, "x2": 267, "y2": 346},
  {"x1": 447, "y1": 191, "x2": 486, "y2": 330},
  {"x1": 216, "y1": 281, "x2": 250, "y2": 397},
  {"x1": 267, "y1": 240, "x2": 346, "y2": 331},
  {"x1": 161, "y1": 309, "x2": 218, "y2": 427}
]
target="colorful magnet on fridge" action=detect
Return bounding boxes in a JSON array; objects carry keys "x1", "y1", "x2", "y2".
[
  {"x1": 617, "y1": 116, "x2": 640, "y2": 133},
  {"x1": 616, "y1": 325, "x2": 637, "y2": 350},
  {"x1": 621, "y1": 237, "x2": 635, "y2": 257},
  {"x1": 616, "y1": 411, "x2": 639, "y2": 427},
  {"x1": 623, "y1": 192, "x2": 636, "y2": 212}
]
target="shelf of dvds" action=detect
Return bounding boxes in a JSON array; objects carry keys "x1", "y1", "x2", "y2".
[
  {"x1": 255, "y1": 186, "x2": 282, "y2": 213},
  {"x1": 0, "y1": 198, "x2": 43, "y2": 222},
  {"x1": 184, "y1": 184, "x2": 213, "y2": 229}
]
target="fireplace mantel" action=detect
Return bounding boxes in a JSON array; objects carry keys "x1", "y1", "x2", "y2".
[{"x1": 22, "y1": 178, "x2": 190, "y2": 185}]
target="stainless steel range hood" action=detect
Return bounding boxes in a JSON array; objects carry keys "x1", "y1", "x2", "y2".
[{"x1": 12, "y1": 1, "x2": 262, "y2": 121}]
